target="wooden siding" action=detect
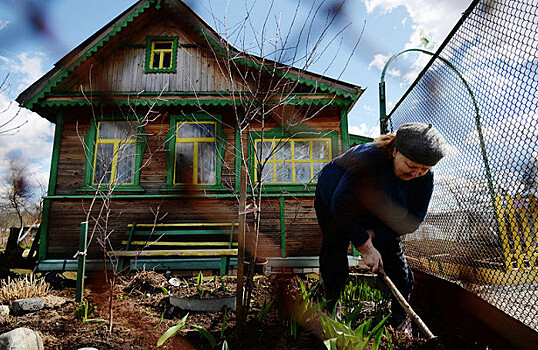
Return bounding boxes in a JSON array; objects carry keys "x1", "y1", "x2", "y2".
[
  {"x1": 47, "y1": 196, "x2": 321, "y2": 260},
  {"x1": 47, "y1": 197, "x2": 240, "y2": 259},
  {"x1": 48, "y1": 106, "x2": 339, "y2": 259},
  {"x1": 53, "y1": 9, "x2": 244, "y2": 94}
]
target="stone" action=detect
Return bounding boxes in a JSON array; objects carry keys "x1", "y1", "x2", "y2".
[
  {"x1": 10, "y1": 298, "x2": 44, "y2": 314},
  {"x1": 77, "y1": 348, "x2": 99, "y2": 350},
  {"x1": 0, "y1": 305, "x2": 9, "y2": 318},
  {"x1": 0, "y1": 327, "x2": 44, "y2": 350}
]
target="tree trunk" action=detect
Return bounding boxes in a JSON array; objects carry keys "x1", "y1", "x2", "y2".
[{"x1": 1, "y1": 227, "x2": 25, "y2": 267}]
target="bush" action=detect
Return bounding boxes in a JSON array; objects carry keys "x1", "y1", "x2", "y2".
[{"x1": 0, "y1": 274, "x2": 51, "y2": 304}]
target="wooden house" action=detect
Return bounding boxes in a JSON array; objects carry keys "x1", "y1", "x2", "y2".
[{"x1": 16, "y1": 0, "x2": 367, "y2": 271}]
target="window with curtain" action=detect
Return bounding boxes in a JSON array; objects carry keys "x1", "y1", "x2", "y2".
[
  {"x1": 174, "y1": 121, "x2": 216, "y2": 185},
  {"x1": 255, "y1": 138, "x2": 331, "y2": 184},
  {"x1": 93, "y1": 121, "x2": 138, "y2": 185}
]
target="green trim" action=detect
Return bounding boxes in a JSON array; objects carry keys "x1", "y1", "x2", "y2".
[
  {"x1": 36, "y1": 95, "x2": 349, "y2": 109},
  {"x1": 234, "y1": 122, "x2": 241, "y2": 193},
  {"x1": 248, "y1": 124, "x2": 338, "y2": 192},
  {"x1": 48, "y1": 113, "x2": 63, "y2": 196},
  {"x1": 81, "y1": 115, "x2": 148, "y2": 191},
  {"x1": 144, "y1": 35, "x2": 178, "y2": 73},
  {"x1": 184, "y1": 14, "x2": 361, "y2": 101},
  {"x1": 78, "y1": 185, "x2": 145, "y2": 192},
  {"x1": 349, "y1": 134, "x2": 373, "y2": 146},
  {"x1": 279, "y1": 197, "x2": 286, "y2": 258},
  {"x1": 230, "y1": 56, "x2": 360, "y2": 101},
  {"x1": 340, "y1": 109, "x2": 350, "y2": 153},
  {"x1": 25, "y1": 0, "x2": 152, "y2": 109},
  {"x1": 164, "y1": 114, "x2": 226, "y2": 189},
  {"x1": 75, "y1": 221, "x2": 88, "y2": 303},
  {"x1": 39, "y1": 199, "x2": 51, "y2": 261},
  {"x1": 44, "y1": 192, "x2": 315, "y2": 200}
]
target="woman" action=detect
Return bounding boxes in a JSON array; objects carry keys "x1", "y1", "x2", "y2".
[{"x1": 314, "y1": 122, "x2": 446, "y2": 331}]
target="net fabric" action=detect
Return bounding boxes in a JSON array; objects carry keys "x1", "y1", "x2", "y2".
[{"x1": 385, "y1": 0, "x2": 538, "y2": 331}]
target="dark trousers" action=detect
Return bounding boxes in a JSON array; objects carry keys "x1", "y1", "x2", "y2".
[{"x1": 315, "y1": 194, "x2": 414, "y2": 326}]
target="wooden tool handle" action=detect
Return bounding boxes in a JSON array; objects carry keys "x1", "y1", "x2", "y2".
[{"x1": 378, "y1": 266, "x2": 436, "y2": 340}]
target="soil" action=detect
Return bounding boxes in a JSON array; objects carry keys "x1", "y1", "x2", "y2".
[{"x1": 0, "y1": 269, "x2": 427, "y2": 350}]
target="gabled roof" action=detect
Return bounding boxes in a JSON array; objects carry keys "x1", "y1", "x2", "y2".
[{"x1": 17, "y1": 0, "x2": 363, "y2": 111}]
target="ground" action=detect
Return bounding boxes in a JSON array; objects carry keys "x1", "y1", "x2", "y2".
[{"x1": 0, "y1": 268, "x2": 430, "y2": 350}]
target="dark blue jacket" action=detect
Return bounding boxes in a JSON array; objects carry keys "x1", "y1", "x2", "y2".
[{"x1": 315, "y1": 143, "x2": 433, "y2": 247}]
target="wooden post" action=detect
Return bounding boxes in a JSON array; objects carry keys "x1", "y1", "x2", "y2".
[
  {"x1": 235, "y1": 166, "x2": 247, "y2": 333},
  {"x1": 75, "y1": 221, "x2": 88, "y2": 303}
]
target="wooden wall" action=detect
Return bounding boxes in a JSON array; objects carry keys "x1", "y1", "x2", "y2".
[
  {"x1": 55, "y1": 8, "x2": 244, "y2": 94},
  {"x1": 48, "y1": 104, "x2": 342, "y2": 259}
]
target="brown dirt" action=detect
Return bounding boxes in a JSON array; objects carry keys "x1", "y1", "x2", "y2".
[{"x1": 0, "y1": 270, "x2": 426, "y2": 349}]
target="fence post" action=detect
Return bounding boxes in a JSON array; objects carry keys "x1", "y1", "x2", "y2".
[{"x1": 75, "y1": 221, "x2": 88, "y2": 303}]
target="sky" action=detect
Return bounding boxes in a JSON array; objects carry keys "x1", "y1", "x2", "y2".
[{"x1": 0, "y1": 0, "x2": 473, "y2": 192}]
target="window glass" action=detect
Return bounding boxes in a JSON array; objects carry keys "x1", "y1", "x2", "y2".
[
  {"x1": 98, "y1": 122, "x2": 137, "y2": 140},
  {"x1": 115, "y1": 143, "x2": 136, "y2": 184},
  {"x1": 294, "y1": 141, "x2": 310, "y2": 160},
  {"x1": 261, "y1": 162, "x2": 274, "y2": 183},
  {"x1": 254, "y1": 138, "x2": 331, "y2": 184},
  {"x1": 150, "y1": 40, "x2": 174, "y2": 70},
  {"x1": 177, "y1": 122, "x2": 215, "y2": 138},
  {"x1": 95, "y1": 143, "x2": 114, "y2": 184},
  {"x1": 174, "y1": 121, "x2": 216, "y2": 185},
  {"x1": 198, "y1": 142, "x2": 216, "y2": 184},
  {"x1": 295, "y1": 163, "x2": 311, "y2": 182},
  {"x1": 275, "y1": 141, "x2": 291, "y2": 160},
  {"x1": 93, "y1": 121, "x2": 137, "y2": 185},
  {"x1": 175, "y1": 142, "x2": 194, "y2": 184},
  {"x1": 312, "y1": 140, "x2": 330, "y2": 160},
  {"x1": 275, "y1": 162, "x2": 292, "y2": 182}
]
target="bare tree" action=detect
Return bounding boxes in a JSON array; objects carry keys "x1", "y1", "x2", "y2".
[
  {"x1": 0, "y1": 74, "x2": 27, "y2": 136},
  {"x1": 192, "y1": 0, "x2": 361, "y2": 324},
  {"x1": 0, "y1": 159, "x2": 37, "y2": 266},
  {"x1": 76, "y1": 87, "x2": 166, "y2": 332}
]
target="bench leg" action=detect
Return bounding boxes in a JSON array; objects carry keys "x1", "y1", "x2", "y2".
[{"x1": 220, "y1": 257, "x2": 230, "y2": 276}]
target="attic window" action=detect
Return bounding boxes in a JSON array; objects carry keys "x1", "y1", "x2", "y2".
[{"x1": 145, "y1": 36, "x2": 178, "y2": 73}]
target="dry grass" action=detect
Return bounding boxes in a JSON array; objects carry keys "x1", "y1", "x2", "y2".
[{"x1": 0, "y1": 274, "x2": 51, "y2": 304}]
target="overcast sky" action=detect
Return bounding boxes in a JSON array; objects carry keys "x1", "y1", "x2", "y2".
[{"x1": 0, "y1": 0, "x2": 473, "y2": 191}]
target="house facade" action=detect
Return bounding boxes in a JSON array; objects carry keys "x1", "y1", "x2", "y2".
[{"x1": 17, "y1": 0, "x2": 367, "y2": 270}]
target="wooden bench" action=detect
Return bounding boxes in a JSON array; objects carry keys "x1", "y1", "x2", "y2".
[{"x1": 110, "y1": 222, "x2": 238, "y2": 275}]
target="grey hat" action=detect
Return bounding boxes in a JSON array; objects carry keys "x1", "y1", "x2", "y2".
[{"x1": 395, "y1": 123, "x2": 446, "y2": 166}]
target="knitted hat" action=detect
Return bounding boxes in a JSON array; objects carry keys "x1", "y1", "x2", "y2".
[{"x1": 394, "y1": 123, "x2": 446, "y2": 166}]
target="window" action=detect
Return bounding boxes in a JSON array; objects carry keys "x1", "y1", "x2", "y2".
[
  {"x1": 255, "y1": 138, "x2": 332, "y2": 184},
  {"x1": 163, "y1": 115, "x2": 225, "y2": 190},
  {"x1": 93, "y1": 122, "x2": 137, "y2": 185},
  {"x1": 145, "y1": 36, "x2": 178, "y2": 73},
  {"x1": 81, "y1": 119, "x2": 147, "y2": 192},
  {"x1": 174, "y1": 121, "x2": 216, "y2": 185}
]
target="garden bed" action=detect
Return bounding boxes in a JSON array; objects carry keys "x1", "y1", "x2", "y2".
[{"x1": 0, "y1": 269, "x2": 431, "y2": 349}]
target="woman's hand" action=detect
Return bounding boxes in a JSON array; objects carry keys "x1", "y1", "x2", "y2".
[{"x1": 356, "y1": 234, "x2": 382, "y2": 273}]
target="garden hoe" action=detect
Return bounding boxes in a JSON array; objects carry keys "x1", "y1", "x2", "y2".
[{"x1": 378, "y1": 266, "x2": 439, "y2": 346}]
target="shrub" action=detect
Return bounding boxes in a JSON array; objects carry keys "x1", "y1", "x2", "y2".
[{"x1": 0, "y1": 274, "x2": 51, "y2": 304}]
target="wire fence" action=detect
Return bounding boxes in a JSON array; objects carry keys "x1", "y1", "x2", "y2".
[{"x1": 384, "y1": 0, "x2": 538, "y2": 332}]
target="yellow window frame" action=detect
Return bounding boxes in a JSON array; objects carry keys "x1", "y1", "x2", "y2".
[
  {"x1": 150, "y1": 40, "x2": 174, "y2": 69},
  {"x1": 174, "y1": 121, "x2": 217, "y2": 185},
  {"x1": 254, "y1": 138, "x2": 332, "y2": 183},
  {"x1": 92, "y1": 121, "x2": 137, "y2": 185}
]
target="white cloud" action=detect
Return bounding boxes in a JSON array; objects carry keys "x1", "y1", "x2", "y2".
[
  {"x1": 0, "y1": 92, "x2": 54, "y2": 191},
  {"x1": 368, "y1": 53, "x2": 390, "y2": 71},
  {"x1": 465, "y1": 112, "x2": 538, "y2": 146},
  {"x1": 363, "y1": 104, "x2": 375, "y2": 116},
  {"x1": 0, "y1": 20, "x2": 9, "y2": 31},
  {"x1": 349, "y1": 122, "x2": 380, "y2": 138},
  {"x1": 364, "y1": 0, "x2": 470, "y2": 45},
  {"x1": 0, "y1": 52, "x2": 46, "y2": 92},
  {"x1": 364, "y1": 0, "x2": 472, "y2": 84}
]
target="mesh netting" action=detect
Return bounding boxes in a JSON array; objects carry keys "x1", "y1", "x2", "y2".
[{"x1": 384, "y1": 0, "x2": 538, "y2": 331}]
